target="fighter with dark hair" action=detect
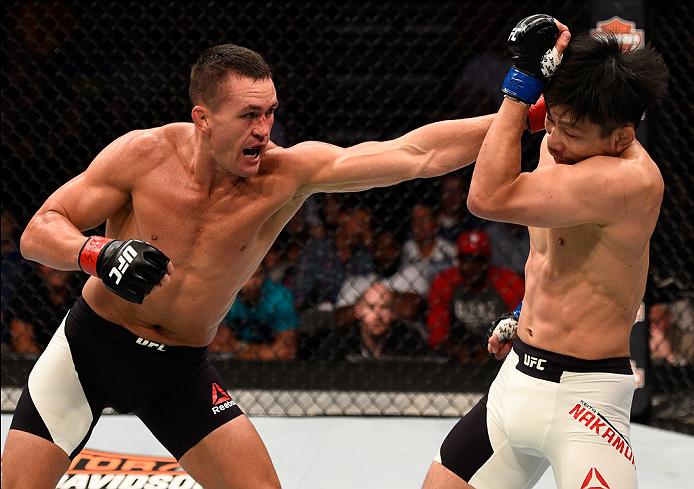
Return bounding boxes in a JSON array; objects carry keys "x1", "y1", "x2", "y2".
[
  {"x1": 424, "y1": 17, "x2": 668, "y2": 489},
  {"x1": 2, "y1": 42, "x2": 549, "y2": 488}
]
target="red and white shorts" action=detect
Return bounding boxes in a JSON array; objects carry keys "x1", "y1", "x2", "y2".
[{"x1": 435, "y1": 338, "x2": 636, "y2": 489}]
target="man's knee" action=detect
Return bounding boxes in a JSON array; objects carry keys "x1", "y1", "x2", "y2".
[
  {"x1": 178, "y1": 416, "x2": 281, "y2": 489},
  {"x1": 2, "y1": 429, "x2": 70, "y2": 489},
  {"x1": 422, "y1": 461, "x2": 475, "y2": 489}
]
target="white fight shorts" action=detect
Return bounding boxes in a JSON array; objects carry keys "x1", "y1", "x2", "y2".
[{"x1": 435, "y1": 338, "x2": 636, "y2": 489}]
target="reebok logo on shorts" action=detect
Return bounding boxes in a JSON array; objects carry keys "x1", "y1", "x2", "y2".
[
  {"x1": 580, "y1": 467, "x2": 610, "y2": 489},
  {"x1": 569, "y1": 401, "x2": 635, "y2": 465},
  {"x1": 211, "y1": 382, "x2": 236, "y2": 414}
]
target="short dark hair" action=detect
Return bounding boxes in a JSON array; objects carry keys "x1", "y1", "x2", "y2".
[
  {"x1": 189, "y1": 44, "x2": 272, "y2": 108},
  {"x1": 544, "y1": 32, "x2": 668, "y2": 135}
]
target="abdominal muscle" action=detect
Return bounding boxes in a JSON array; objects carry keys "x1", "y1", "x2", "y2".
[
  {"x1": 80, "y1": 201, "x2": 304, "y2": 347},
  {"x1": 82, "y1": 271, "x2": 243, "y2": 347},
  {"x1": 517, "y1": 254, "x2": 640, "y2": 360}
]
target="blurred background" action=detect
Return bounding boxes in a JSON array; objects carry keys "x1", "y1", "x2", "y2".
[{"x1": 2, "y1": 0, "x2": 692, "y2": 435}]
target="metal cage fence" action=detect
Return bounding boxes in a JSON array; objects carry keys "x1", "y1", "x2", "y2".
[{"x1": 1, "y1": 1, "x2": 692, "y2": 433}]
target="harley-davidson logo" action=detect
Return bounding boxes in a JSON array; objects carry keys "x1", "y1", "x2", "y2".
[
  {"x1": 591, "y1": 16, "x2": 645, "y2": 51},
  {"x1": 56, "y1": 449, "x2": 201, "y2": 488}
]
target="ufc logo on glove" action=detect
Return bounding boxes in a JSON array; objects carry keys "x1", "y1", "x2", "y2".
[
  {"x1": 109, "y1": 245, "x2": 138, "y2": 285},
  {"x1": 79, "y1": 237, "x2": 170, "y2": 304}
]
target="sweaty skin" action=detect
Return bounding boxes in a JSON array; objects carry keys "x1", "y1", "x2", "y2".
[
  {"x1": 518, "y1": 137, "x2": 662, "y2": 359},
  {"x1": 466, "y1": 22, "x2": 664, "y2": 361},
  {"x1": 471, "y1": 100, "x2": 662, "y2": 360},
  {"x1": 81, "y1": 123, "x2": 310, "y2": 346},
  {"x1": 21, "y1": 76, "x2": 494, "y2": 347}
]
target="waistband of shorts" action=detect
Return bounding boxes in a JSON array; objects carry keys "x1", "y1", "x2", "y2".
[
  {"x1": 67, "y1": 296, "x2": 207, "y2": 356},
  {"x1": 512, "y1": 337, "x2": 632, "y2": 383}
]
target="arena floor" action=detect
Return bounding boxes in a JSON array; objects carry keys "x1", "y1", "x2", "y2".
[{"x1": 1, "y1": 414, "x2": 692, "y2": 488}]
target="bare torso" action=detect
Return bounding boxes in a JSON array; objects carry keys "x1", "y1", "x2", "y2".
[
  {"x1": 83, "y1": 123, "x2": 307, "y2": 346},
  {"x1": 517, "y1": 141, "x2": 663, "y2": 359}
]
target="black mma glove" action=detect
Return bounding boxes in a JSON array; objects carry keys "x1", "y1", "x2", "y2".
[
  {"x1": 79, "y1": 236, "x2": 170, "y2": 304},
  {"x1": 501, "y1": 14, "x2": 561, "y2": 105}
]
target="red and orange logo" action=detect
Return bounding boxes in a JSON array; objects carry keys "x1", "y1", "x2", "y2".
[
  {"x1": 212, "y1": 382, "x2": 232, "y2": 406},
  {"x1": 58, "y1": 448, "x2": 200, "y2": 488},
  {"x1": 591, "y1": 16, "x2": 645, "y2": 51}
]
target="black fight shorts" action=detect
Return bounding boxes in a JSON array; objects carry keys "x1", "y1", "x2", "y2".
[{"x1": 10, "y1": 296, "x2": 243, "y2": 460}]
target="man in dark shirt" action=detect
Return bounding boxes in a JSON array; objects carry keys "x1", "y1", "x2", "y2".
[
  {"x1": 8, "y1": 264, "x2": 81, "y2": 353},
  {"x1": 343, "y1": 282, "x2": 428, "y2": 361},
  {"x1": 427, "y1": 230, "x2": 524, "y2": 362}
]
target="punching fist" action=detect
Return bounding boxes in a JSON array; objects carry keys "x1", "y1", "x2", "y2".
[
  {"x1": 501, "y1": 14, "x2": 564, "y2": 105},
  {"x1": 486, "y1": 302, "x2": 522, "y2": 360},
  {"x1": 79, "y1": 236, "x2": 170, "y2": 304}
]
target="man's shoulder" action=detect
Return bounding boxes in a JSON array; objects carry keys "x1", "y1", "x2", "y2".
[
  {"x1": 577, "y1": 146, "x2": 663, "y2": 228},
  {"x1": 139, "y1": 123, "x2": 193, "y2": 156},
  {"x1": 583, "y1": 144, "x2": 662, "y2": 194},
  {"x1": 261, "y1": 141, "x2": 340, "y2": 179},
  {"x1": 488, "y1": 266, "x2": 521, "y2": 281},
  {"x1": 488, "y1": 267, "x2": 524, "y2": 296},
  {"x1": 431, "y1": 267, "x2": 462, "y2": 289},
  {"x1": 105, "y1": 124, "x2": 189, "y2": 165},
  {"x1": 264, "y1": 141, "x2": 330, "y2": 161}
]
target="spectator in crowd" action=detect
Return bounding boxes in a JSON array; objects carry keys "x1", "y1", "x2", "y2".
[
  {"x1": 399, "y1": 204, "x2": 457, "y2": 296},
  {"x1": 212, "y1": 264, "x2": 298, "y2": 361},
  {"x1": 352, "y1": 207, "x2": 375, "y2": 251},
  {"x1": 7, "y1": 263, "x2": 80, "y2": 354},
  {"x1": 263, "y1": 241, "x2": 298, "y2": 286},
  {"x1": 449, "y1": 7, "x2": 509, "y2": 118},
  {"x1": 649, "y1": 301, "x2": 694, "y2": 366},
  {"x1": 427, "y1": 230, "x2": 524, "y2": 362},
  {"x1": 483, "y1": 221, "x2": 530, "y2": 276},
  {"x1": 287, "y1": 211, "x2": 374, "y2": 312},
  {"x1": 436, "y1": 173, "x2": 485, "y2": 243},
  {"x1": 342, "y1": 283, "x2": 428, "y2": 361},
  {"x1": 263, "y1": 211, "x2": 314, "y2": 286},
  {"x1": 335, "y1": 229, "x2": 424, "y2": 326},
  {"x1": 317, "y1": 193, "x2": 344, "y2": 234},
  {"x1": 1, "y1": 210, "x2": 30, "y2": 322}
]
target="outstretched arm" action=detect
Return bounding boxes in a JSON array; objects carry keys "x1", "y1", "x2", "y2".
[{"x1": 290, "y1": 114, "x2": 495, "y2": 195}]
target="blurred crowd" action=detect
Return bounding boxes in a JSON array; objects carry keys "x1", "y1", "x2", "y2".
[
  {"x1": 3, "y1": 171, "x2": 693, "y2": 367},
  {"x1": 2, "y1": 2, "x2": 692, "y2": 369}
]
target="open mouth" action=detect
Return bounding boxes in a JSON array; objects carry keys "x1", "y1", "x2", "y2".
[{"x1": 242, "y1": 146, "x2": 262, "y2": 159}]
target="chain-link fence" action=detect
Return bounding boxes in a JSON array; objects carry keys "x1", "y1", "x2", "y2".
[{"x1": 2, "y1": 1, "x2": 692, "y2": 433}]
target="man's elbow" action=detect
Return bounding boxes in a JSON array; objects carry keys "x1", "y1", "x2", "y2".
[
  {"x1": 467, "y1": 190, "x2": 498, "y2": 219},
  {"x1": 19, "y1": 220, "x2": 39, "y2": 261}
]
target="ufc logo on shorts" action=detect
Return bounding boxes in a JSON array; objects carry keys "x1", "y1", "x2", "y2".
[
  {"x1": 523, "y1": 354, "x2": 546, "y2": 370},
  {"x1": 109, "y1": 245, "x2": 137, "y2": 284},
  {"x1": 135, "y1": 337, "x2": 166, "y2": 351}
]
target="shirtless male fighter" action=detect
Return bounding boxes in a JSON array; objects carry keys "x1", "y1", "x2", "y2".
[
  {"x1": 1, "y1": 43, "x2": 544, "y2": 489},
  {"x1": 423, "y1": 15, "x2": 668, "y2": 489}
]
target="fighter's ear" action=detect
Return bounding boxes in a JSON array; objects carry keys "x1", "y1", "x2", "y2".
[
  {"x1": 191, "y1": 106, "x2": 211, "y2": 133},
  {"x1": 612, "y1": 124, "x2": 635, "y2": 153}
]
